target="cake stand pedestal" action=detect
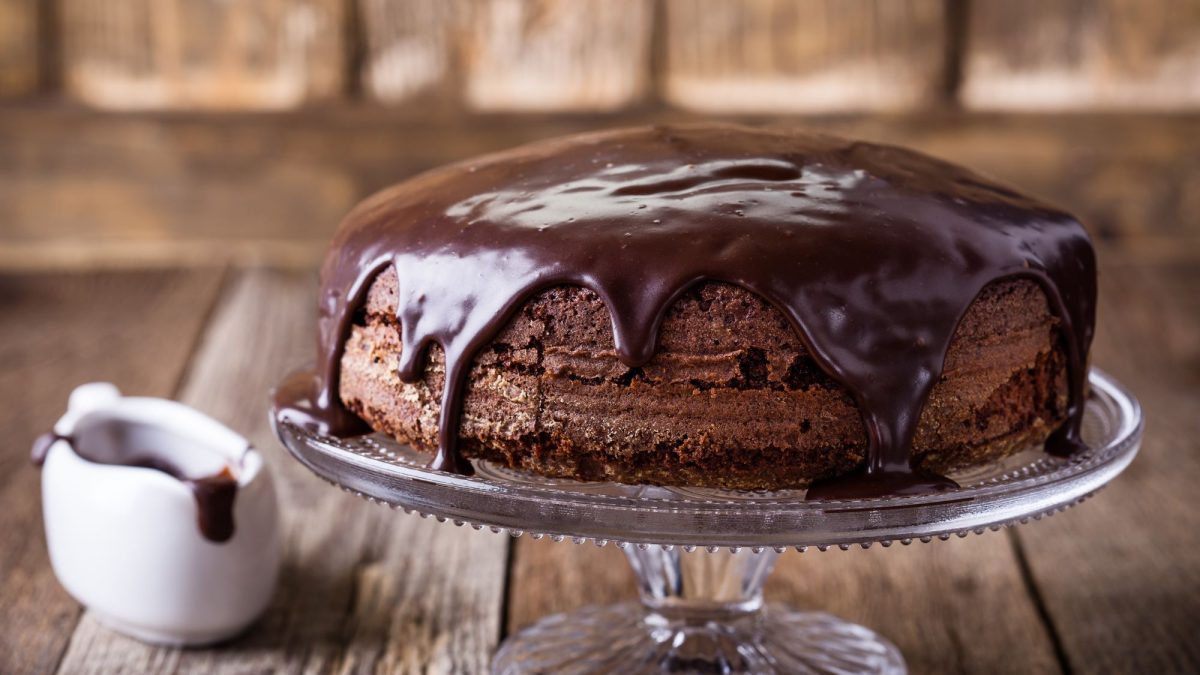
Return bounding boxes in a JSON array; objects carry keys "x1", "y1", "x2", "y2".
[{"x1": 273, "y1": 370, "x2": 1142, "y2": 674}]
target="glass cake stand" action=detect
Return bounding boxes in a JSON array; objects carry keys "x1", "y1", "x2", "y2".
[{"x1": 272, "y1": 369, "x2": 1142, "y2": 674}]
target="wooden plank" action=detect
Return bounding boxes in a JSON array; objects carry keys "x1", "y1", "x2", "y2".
[
  {"x1": 361, "y1": 0, "x2": 654, "y2": 111},
  {"x1": 0, "y1": 269, "x2": 225, "y2": 675},
  {"x1": 963, "y1": 0, "x2": 1200, "y2": 110},
  {"x1": 766, "y1": 538, "x2": 1061, "y2": 673},
  {"x1": 0, "y1": 0, "x2": 37, "y2": 97},
  {"x1": 359, "y1": 0, "x2": 461, "y2": 106},
  {"x1": 662, "y1": 0, "x2": 946, "y2": 112},
  {"x1": 2, "y1": 108, "x2": 1196, "y2": 270},
  {"x1": 460, "y1": 0, "x2": 654, "y2": 112},
  {"x1": 54, "y1": 269, "x2": 509, "y2": 674},
  {"x1": 60, "y1": 0, "x2": 345, "y2": 110},
  {"x1": 1012, "y1": 260, "x2": 1200, "y2": 673}
]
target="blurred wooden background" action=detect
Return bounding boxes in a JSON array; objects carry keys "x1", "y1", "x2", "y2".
[
  {"x1": 0, "y1": 0, "x2": 1188, "y2": 111},
  {"x1": 0, "y1": 0, "x2": 1198, "y2": 268}
]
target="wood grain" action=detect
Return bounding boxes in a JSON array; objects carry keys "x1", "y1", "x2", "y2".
[
  {"x1": 0, "y1": 269, "x2": 225, "y2": 675},
  {"x1": 360, "y1": 0, "x2": 654, "y2": 111},
  {"x1": 0, "y1": 0, "x2": 37, "y2": 97},
  {"x1": 460, "y1": 0, "x2": 653, "y2": 112},
  {"x1": 963, "y1": 0, "x2": 1200, "y2": 110},
  {"x1": 1011, "y1": 260, "x2": 1200, "y2": 673},
  {"x1": 53, "y1": 269, "x2": 509, "y2": 674},
  {"x1": 60, "y1": 0, "x2": 344, "y2": 110},
  {"x1": 766, "y1": 538, "x2": 1061, "y2": 674},
  {"x1": 359, "y1": 0, "x2": 461, "y2": 105},
  {"x1": 662, "y1": 0, "x2": 946, "y2": 112}
]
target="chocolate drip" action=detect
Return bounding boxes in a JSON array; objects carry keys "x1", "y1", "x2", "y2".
[
  {"x1": 185, "y1": 467, "x2": 239, "y2": 542},
  {"x1": 274, "y1": 124, "x2": 1096, "y2": 498},
  {"x1": 31, "y1": 429, "x2": 240, "y2": 542}
]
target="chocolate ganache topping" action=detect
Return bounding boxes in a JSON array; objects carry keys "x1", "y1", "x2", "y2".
[{"x1": 275, "y1": 124, "x2": 1096, "y2": 498}]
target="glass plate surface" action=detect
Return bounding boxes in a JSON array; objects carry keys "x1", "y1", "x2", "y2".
[{"x1": 273, "y1": 369, "x2": 1141, "y2": 549}]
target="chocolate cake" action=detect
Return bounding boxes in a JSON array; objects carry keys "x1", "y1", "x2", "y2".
[{"x1": 276, "y1": 124, "x2": 1096, "y2": 498}]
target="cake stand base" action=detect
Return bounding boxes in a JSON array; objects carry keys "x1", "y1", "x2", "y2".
[
  {"x1": 493, "y1": 603, "x2": 904, "y2": 675},
  {"x1": 493, "y1": 547, "x2": 905, "y2": 674}
]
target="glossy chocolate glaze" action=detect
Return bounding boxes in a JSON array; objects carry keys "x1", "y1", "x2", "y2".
[
  {"x1": 31, "y1": 428, "x2": 240, "y2": 542},
  {"x1": 275, "y1": 124, "x2": 1096, "y2": 498}
]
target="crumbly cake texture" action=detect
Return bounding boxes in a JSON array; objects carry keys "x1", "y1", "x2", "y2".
[{"x1": 339, "y1": 268, "x2": 1068, "y2": 490}]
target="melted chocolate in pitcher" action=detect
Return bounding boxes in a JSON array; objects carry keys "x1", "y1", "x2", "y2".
[
  {"x1": 275, "y1": 124, "x2": 1096, "y2": 498},
  {"x1": 31, "y1": 424, "x2": 240, "y2": 542}
]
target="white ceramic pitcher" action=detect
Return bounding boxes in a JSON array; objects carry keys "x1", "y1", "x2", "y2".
[{"x1": 35, "y1": 383, "x2": 281, "y2": 646}]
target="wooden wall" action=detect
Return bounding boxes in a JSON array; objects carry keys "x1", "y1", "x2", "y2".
[
  {"x1": 59, "y1": 0, "x2": 345, "y2": 109},
  {"x1": 963, "y1": 0, "x2": 1200, "y2": 110},
  {"x1": 662, "y1": 0, "x2": 947, "y2": 113},
  {"x1": 1, "y1": 0, "x2": 1196, "y2": 111},
  {"x1": 361, "y1": 0, "x2": 654, "y2": 111},
  {"x1": 0, "y1": 0, "x2": 37, "y2": 97}
]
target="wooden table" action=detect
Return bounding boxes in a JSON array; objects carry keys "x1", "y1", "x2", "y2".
[{"x1": 1, "y1": 113, "x2": 1198, "y2": 674}]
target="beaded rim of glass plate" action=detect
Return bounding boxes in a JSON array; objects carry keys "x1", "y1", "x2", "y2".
[{"x1": 273, "y1": 368, "x2": 1142, "y2": 550}]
